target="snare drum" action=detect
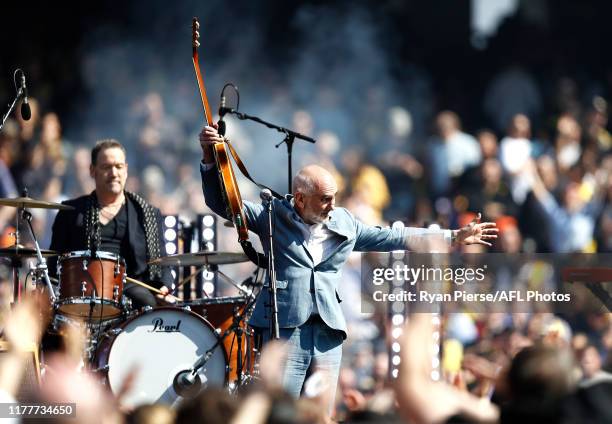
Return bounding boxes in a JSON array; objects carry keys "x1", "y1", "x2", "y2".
[
  {"x1": 56, "y1": 250, "x2": 125, "y2": 319},
  {"x1": 94, "y1": 307, "x2": 227, "y2": 408},
  {"x1": 182, "y1": 296, "x2": 256, "y2": 385}
]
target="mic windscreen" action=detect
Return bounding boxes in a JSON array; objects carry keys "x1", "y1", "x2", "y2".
[
  {"x1": 260, "y1": 189, "x2": 273, "y2": 201},
  {"x1": 20, "y1": 100, "x2": 31, "y2": 121}
]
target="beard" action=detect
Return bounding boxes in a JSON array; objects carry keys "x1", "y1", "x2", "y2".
[{"x1": 304, "y1": 210, "x2": 330, "y2": 224}]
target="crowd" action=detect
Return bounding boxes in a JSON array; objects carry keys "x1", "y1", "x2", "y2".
[{"x1": 0, "y1": 53, "x2": 611, "y2": 423}]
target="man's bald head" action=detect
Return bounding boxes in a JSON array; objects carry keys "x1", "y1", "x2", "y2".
[
  {"x1": 292, "y1": 165, "x2": 337, "y2": 196},
  {"x1": 292, "y1": 165, "x2": 337, "y2": 224}
]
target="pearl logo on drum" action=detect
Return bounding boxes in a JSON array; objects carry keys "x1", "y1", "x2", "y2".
[{"x1": 149, "y1": 318, "x2": 182, "y2": 333}]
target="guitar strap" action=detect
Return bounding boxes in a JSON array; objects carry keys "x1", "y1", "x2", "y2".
[
  {"x1": 221, "y1": 136, "x2": 283, "y2": 269},
  {"x1": 222, "y1": 136, "x2": 283, "y2": 200}
]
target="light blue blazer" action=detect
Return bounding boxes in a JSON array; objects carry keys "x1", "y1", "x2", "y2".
[{"x1": 201, "y1": 164, "x2": 450, "y2": 338}]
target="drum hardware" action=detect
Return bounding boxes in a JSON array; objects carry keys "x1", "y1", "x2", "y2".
[
  {"x1": 92, "y1": 364, "x2": 109, "y2": 373},
  {"x1": 0, "y1": 190, "x2": 68, "y2": 303},
  {"x1": 107, "y1": 327, "x2": 123, "y2": 336},
  {"x1": 180, "y1": 294, "x2": 258, "y2": 389},
  {"x1": 18, "y1": 200, "x2": 57, "y2": 303},
  {"x1": 113, "y1": 285, "x2": 120, "y2": 301},
  {"x1": 81, "y1": 281, "x2": 87, "y2": 296},
  {"x1": 196, "y1": 302, "x2": 254, "y2": 388}
]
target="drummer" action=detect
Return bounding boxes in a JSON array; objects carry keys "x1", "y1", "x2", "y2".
[{"x1": 49, "y1": 139, "x2": 176, "y2": 308}]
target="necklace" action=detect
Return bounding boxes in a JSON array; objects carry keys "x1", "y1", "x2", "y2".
[{"x1": 99, "y1": 196, "x2": 125, "y2": 221}]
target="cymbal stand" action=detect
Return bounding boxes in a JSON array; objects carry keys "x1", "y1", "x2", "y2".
[
  {"x1": 20, "y1": 208, "x2": 56, "y2": 302},
  {"x1": 213, "y1": 266, "x2": 252, "y2": 297},
  {"x1": 8, "y1": 224, "x2": 21, "y2": 304}
]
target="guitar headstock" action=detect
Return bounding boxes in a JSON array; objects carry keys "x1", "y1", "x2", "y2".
[{"x1": 192, "y1": 17, "x2": 200, "y2": 49}]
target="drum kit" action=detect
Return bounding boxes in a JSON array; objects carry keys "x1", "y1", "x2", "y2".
[{"x1": 0, "y1": 194, "x2": 262, "y2": 408}]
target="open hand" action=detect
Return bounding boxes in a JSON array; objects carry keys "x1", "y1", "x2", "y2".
[{"x1": 455, "y1": 213, "x2": 498, "y2": 246}]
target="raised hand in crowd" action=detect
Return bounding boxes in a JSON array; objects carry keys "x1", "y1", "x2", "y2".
[{"x1": 393, "y1": 314, "x2": 500, "y2": 424}]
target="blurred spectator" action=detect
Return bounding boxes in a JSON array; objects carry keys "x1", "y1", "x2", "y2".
[
  {"x1": 584, "y1": 96, "x2": 612, "y2": 152},
  {"x1": 21, "y1": 112, "x2": 66, "y2": 200},
  {"x1": 528, "y1": 158, "x2": 606, "y2": 252},
  {"x1": 0, "y1": 119, "x2": 19, "y2": 229},
  {"x1": 462, "y1": 158, "x2": 518, "y2": 221},
  {"x1": 428, "y1": 110, "x2": 482, "y2": 197},
  {"x1": 477, "y1": 129, "x2": 499, "y2": 160},
  {"x1": 500, "y1": 113, "x2": 533, "y2": 204},
  {"x1": 555, "y1": 113, "x2": 582, "y2": 173},
  {"x1": 501, "y1": 344, "x2": 578, "y2": 423},
  {"x1": 394, "y1": 313, "x2": 499, "y2": 424},
  {"x1": 63, "y1": 146, "x2": 96, "y2": 197},
  {"x1": 175, "y1": 388, "x2": 238, "y2": 424},
  {"x1": 345, "y1": 163, "x2": 391, "y2": 225},
  {"x1": 577, "y1": 344, "x2": 612, "y2": 387},
  {"x1": 375, "y1": 106, "x2": 423, "y2": 219},
  {"x1": 496, "y1": 216, "x2": 522, "y2": 253},
  {"x1": 127, "y1": 404, "x2": 175, "y2": 424},
  {"x1": 11, "y1": 98, "x2": 41, "y2": 187}
]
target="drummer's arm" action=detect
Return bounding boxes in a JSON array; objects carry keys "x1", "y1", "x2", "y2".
[{"x1": 49, "y1": 210, "x2": 68, "y2": 252}]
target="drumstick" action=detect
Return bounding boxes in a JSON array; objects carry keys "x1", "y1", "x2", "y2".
[{"x1": 125, "y1": 276, "x2": 165, "y2": 295}]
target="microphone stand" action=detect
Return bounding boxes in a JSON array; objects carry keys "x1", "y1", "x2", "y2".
[
  {"x1": 173, "y1": 304, "x2": 251, "y2": 395},
  {"x1": 262, "y1": 193, "x2": 280, "y2": 340},
  {"x1": 0, "y1": 86, "x2": 24, "y2": 131},
  {"x1": 225, "y1": 109, "x2": 315, "y2": 194}
]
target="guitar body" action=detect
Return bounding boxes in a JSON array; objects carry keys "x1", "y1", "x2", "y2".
[{"x1": 213, "y1": 143, "x2": 249, "y2": 241}]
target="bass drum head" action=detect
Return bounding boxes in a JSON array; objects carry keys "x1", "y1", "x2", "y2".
[{"x1": 105, "y1": 308, "x2": 227, "y2": 408}]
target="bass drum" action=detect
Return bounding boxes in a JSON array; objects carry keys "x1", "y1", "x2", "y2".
[{"x1": 94, "y1": 307, "x2": 227, "y2": 408}]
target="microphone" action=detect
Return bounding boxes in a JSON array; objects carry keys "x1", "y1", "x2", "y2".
[
  {"x1": 218, "y1": 94, "x2": 234, "y2": 117},
  {"x1": 18, "y1": 72, "x2": 31, "y2": 121},
  {"x1": 217, "y1": 93, "x2": 227, "y2": 136},
  {"x1": 172, "y1": 369, "x2": 203, "y2": 398},
  {"x1": 260, "y1": 188, "x2": 273, "y2": 203}
]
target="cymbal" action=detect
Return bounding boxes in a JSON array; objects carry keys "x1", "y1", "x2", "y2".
[
  {"x1": 149, "y1": 251, "x2": 249, "y2": 267},
  {"x1": 0, "y1": 244, "x2": 58, "y2": 258},
  {"x1": 0, "y1": 196, "x2": 74, "y2": 210}
]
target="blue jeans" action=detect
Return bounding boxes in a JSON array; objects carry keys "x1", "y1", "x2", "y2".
[{"x1": 261, "y1": 315, "x2": 343, "y2": 405}]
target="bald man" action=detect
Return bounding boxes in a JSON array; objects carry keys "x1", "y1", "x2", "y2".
[{"x1": 199, "y1": 125, "x2": 497, "y2": 405}]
